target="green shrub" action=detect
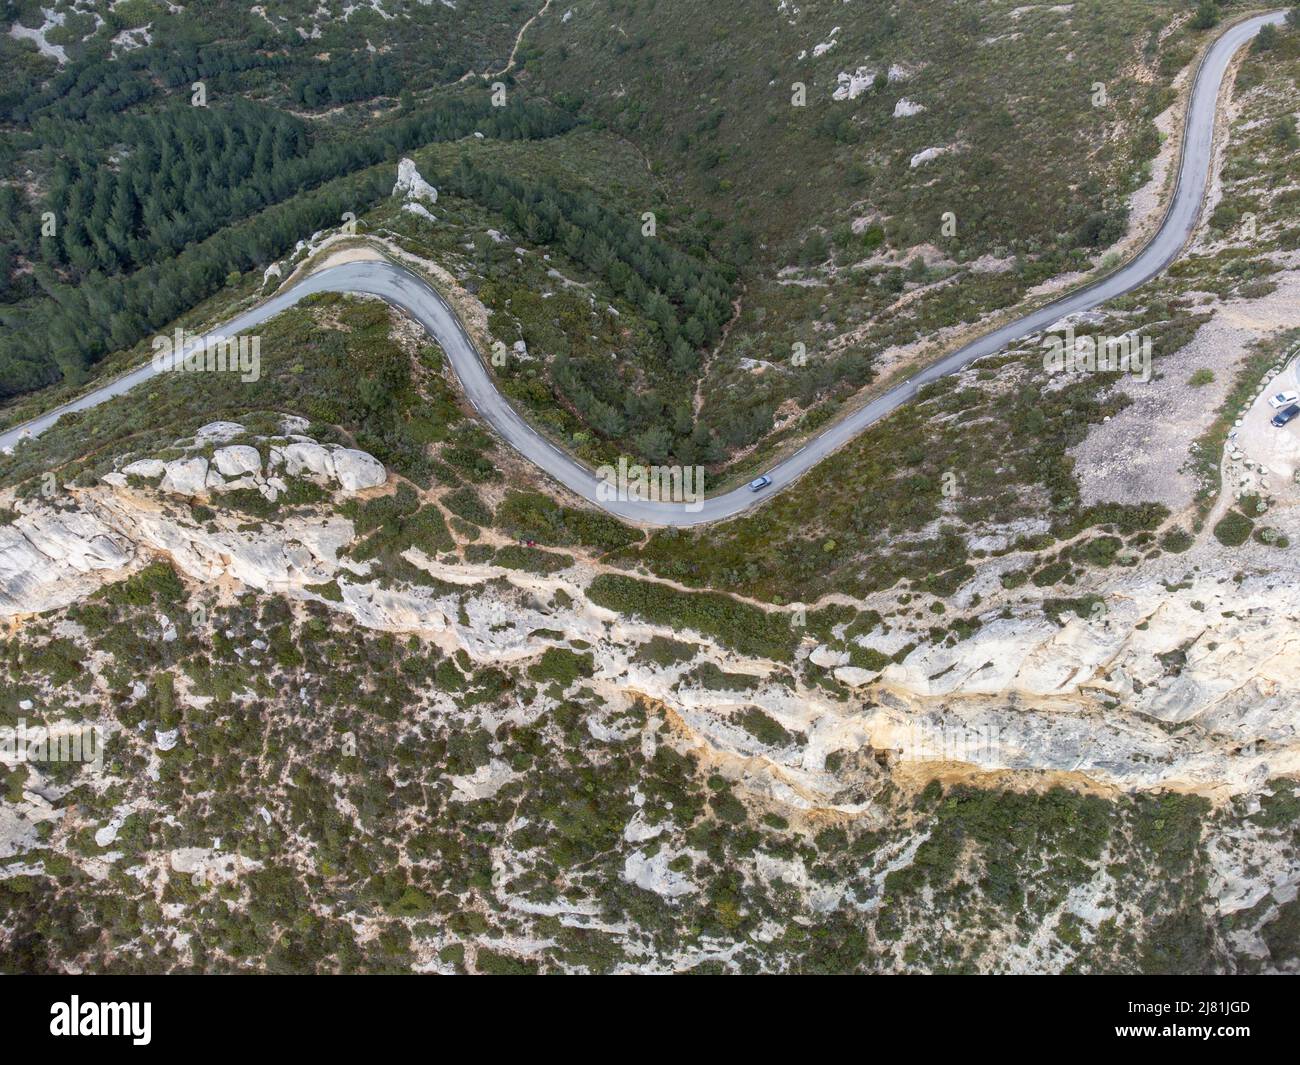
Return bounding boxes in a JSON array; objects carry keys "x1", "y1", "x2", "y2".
[
  {"x1": 476, "y1": 948, "x2": 538, "y2": 975},
  {"x1": 736, "y1": 707, "x2": 793, "y2": 747},
  {"x1": 442, "y1": 487, "x2": 493, "y2": 526},
  {"x1": 527, "y1": 647, "x2": 594, "y2": 687},
  {"x1": 348, "y1": 492, "x2": 455, "y2": 570},
  {"x1": 1212, "y1": 510, "x2": 1253, "y2": 547},
  {"x1": 684, "y1": 662, "x2": 759, "y2": 691},
  {"x1": 99, "y1": 562, "x2": 186, "y2": 608},
  {"x1": 1030, "y1": 561, "x2": 1071, "y2": 587},
  {"x1": 847, "y1": 645, "x2": 892, "y2": 672},
  {"x1": 633, "y1": 636, "x2": 699, "y2": 667},
  {"x1": 495, "y1": 492, "x2": 640, "y2": 552},
  {"x1": 493, "y1": 545, "x2": 573, "y2": 574},
  {"x1": 1000, "y1": 569, "x2": 1029, "y2": 590},
  {"x1": 586, "y1": 574, "x2": 797, "y2": 660}
]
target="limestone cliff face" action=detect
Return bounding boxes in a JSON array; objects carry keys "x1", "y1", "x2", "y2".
[
  {"x1": 0, "y1": 424, "x2": 380, "y2": 616},
  {"x1": 2, "y1": 426, "x2": 1298, "y2": 799},
  {"x1": 0, "y1": 505, "x2": 134, "y2": 616},
  {"x1": 864, "y1": 572, "x2": 1299, "y2": 785}
]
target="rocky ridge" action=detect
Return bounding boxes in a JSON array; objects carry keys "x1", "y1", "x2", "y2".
[{"x1": 2, "y1": 425, "x2": 1298, "y2": 800}]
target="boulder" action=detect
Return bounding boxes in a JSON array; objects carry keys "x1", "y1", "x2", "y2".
[
  {"x1": 402, "y1": 202, "x2": 436, "y2": 223},
  {"x1": 121, "y1": 459, "x2": 166, "y2": 479},
  {"x1": 809, "y1": 644, "x2": 850, "y2": 669},
  {"x1": 194, "y1": 421, "x2": 245, "y2": 444},
  {"x1": 278, "y1": 442, "x2": 334, "y2": 480},
  {"x1": 331, "y1": 448, "x2": 386, "y2": 491},
  {"x1": 161, "y1": 457, "x2": 210, "y2": 496},
  {"x1": 213, "y1": 445, "x2": 262, "y2": 478}
]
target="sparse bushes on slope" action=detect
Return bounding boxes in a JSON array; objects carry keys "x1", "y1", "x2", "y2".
[{"x1": 586, "y1": 573, "x2": 796, "y2": 660}]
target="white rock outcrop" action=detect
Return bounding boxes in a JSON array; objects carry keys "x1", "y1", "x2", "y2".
[
  {"x1": 449, "y1": 759, "x2": 517, "y2": 802},
  {"x1": 213, "y1": 445, "x2": 262, "y2": 478},
  {"x1": 273, "y1": 441, "x2": 334, "y2": 480},
  {"x1": 122, "y1": 459, "x2": 166, "y2": 479},
  {"x1": 910, "y1": 144, "x2": 957, "y2": 168},
  {"x1": 623, "y1": 849, "x2": 695, "y2": 897},
  {"x1": 1, "y1": 492, "x2": 354, "y2": 616},
  {"x1": 160, "y1": 457, "x2": 210, "y2": 496},
  {"x1": 332, "y1": 448, "x2": 387, "y2": 491},
  {"x1": 832, "y1": 67, "x2": 877, "y2": 101},
  {"x1": 0, "y1": 509, "x2": 131, "y2": 614},
  {"x1": 195, "y1": 421, "x2": 245, "y2": 444},
  {"x1": 393, "y1": 158, "x2": 438, "y2": 204},
  {"x1": 402, "y1": 202, "x2": 436, "y2": 223},
  {"x1": 108, "y1": 423, "x2": 392, "y2": 502}
]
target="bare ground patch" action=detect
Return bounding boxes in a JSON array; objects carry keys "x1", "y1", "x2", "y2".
[{"x1": 1070, "y1": 265, "x2": 1300, "y2": 510}]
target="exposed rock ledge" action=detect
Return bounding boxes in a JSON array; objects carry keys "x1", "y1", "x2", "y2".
[{"x1": 0, "y1": 422, "x2": 380, "y2": 615}]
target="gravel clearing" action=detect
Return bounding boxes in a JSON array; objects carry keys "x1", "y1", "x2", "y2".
[{"x1": 1070, "y1": 261, "x2": 1300, "y2": 510}]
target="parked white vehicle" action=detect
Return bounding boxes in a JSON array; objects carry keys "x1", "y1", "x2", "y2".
[{"x1": 1268, "y1": 389, "x2": 1300, "y2": 409}]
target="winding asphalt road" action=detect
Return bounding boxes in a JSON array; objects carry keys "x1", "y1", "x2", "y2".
[{"x1": 0, "y1": 12, "x2": 1283, "y2": 526}]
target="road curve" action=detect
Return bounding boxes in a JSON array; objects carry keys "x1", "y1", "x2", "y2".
[{"x1": 0, "y1": 12, "x2": 1283, "y2": 526}]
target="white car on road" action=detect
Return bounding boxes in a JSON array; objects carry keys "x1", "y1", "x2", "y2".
[{"x1": 1268, "y1": 389, "x2": 1300, "y2": 409}]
